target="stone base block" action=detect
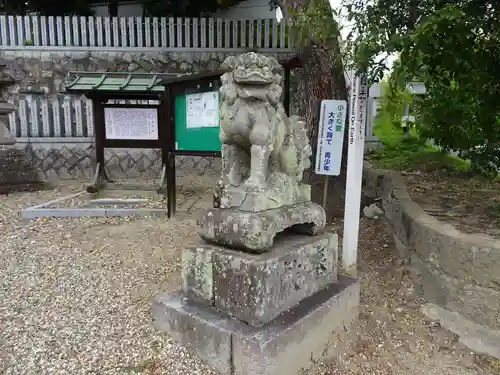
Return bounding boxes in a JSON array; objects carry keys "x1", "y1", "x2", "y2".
[
  {"x1": 0, "y1": 147, "x2": 46, "y2": 194},
  {"x1": 152, "y1": 275, "x2": 360, "y2": 375},
  {"x1": 198, "y1": 201, "x2": 326, "y2": 252},
  {"x1": 183, "y1": 233, "x2": 338, "y2": 326}
]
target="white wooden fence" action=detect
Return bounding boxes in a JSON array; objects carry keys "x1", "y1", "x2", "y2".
[
  {"x1": 0, "y1": 15, "x2": 292, "y2": 50},
  {"x1": 7, "y1": 95, "x2": 96, "y2": 139},
  {"x1": 6, "y1": 95, "x2": 169, "y2": 139}
]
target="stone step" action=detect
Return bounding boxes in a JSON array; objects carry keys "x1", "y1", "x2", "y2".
[{"x1": 152, "y1": 275, "x2": 360, "y2": 375}]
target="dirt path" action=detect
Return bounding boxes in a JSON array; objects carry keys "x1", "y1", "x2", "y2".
[
  {"x1": 316, "y1": 218, "x2": 499, "y2": 375},
  {"x1": 0, "y1": 180, "x2": 498, "y2": 374}
]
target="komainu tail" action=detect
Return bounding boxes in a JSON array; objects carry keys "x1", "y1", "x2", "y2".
[{"x1": 289, "y1": 115, "x2": 312, "y2": 179}]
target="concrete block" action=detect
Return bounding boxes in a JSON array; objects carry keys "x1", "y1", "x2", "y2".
[
  {"x1": 182, "y1": 233, "x2": 338, "y2": 326},
  {"x1": 152, "y1": 275, "x2": 359, "y2": 375},
  {"x1": 364, "y1": 168, "x2": 500, "y2": 332},
  {"x1": 412, "y1": 254, "x2": 500, "y2": 330},
  {"x1": 152, "y1": 291, "x2": 234, "y2": 375},
  {"x1": 422, "y1": 303, "x2": 500, "y2": 359},
  {"x1": 232, "y1": 276, "x2": 359, "y2": 375},
  {"x1": 20, "y1": 207, "x2": 167, "y2": 219}
]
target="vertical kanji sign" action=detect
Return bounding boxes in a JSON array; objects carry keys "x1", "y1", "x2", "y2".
[{"x1": 315, "y1": 99, "x2": 348, "y2": 176}]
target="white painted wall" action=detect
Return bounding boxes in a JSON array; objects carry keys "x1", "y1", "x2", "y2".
[
  {"x1": 91, "y1": 0, "x2": 276, "y2": 19},
  {"x1": 91, "y1": 1, "x2": 144, "y2": 17},
  {"x1": 216, "y1": 0, "x2": 277, "y2": 19}
]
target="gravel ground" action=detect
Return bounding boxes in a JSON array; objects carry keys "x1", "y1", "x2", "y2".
[
  {"x1": 1, "y1": 177, "x2": 217, "y2": 375},
  {"x1": 1, "y1": 178, "x2": 498, "y2": 375}
]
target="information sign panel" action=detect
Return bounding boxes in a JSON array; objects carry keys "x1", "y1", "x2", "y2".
[{"x1": 104, "y1": 107, "x2": 158, "y2": 140}]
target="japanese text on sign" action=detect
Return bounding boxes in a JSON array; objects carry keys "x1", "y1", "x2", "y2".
[
  {"x1": 186, "y1": 91, "x2": 219, "y2": 129},
  {"x1": 315, "y1": 99, "x2": 348, "y2": 176},
  {"x1": 104, "y1": 107, "x2": 158, "y2": 140},
  {"x1": 357, "y1": 75, "x2": 368, "y2": 141}
]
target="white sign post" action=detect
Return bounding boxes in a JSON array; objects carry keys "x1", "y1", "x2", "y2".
[
  {"x1": 342, "y1": 72, "x2": 368, "y2": 274},
  {"x1": 315, "y1": 99, "x2": 348, "y2": 209}
]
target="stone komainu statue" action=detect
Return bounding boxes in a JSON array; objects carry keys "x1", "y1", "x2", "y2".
[{"x1": 214, "y1": 52, "x2": 312, "y2": 212}]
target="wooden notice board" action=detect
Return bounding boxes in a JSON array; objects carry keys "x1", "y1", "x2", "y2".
[{"x1": 173, "y1": 90, "x2": 222, "y2": 153}]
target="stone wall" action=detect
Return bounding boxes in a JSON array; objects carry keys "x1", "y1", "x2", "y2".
[
  {"x1": 17, "y1": 141, "x2": 220, "y2": 181},
  {"x1": 0, "y1": 49, "x2": 293, "y2": 96},
  {"x1": 363, "y1": 167, "x2": 500, "y2": 358}
]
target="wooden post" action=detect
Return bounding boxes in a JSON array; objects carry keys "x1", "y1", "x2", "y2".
[
  {"x1": 166, "y1": 152, "x2": 176, "y2": 218},
  {"x1": 283, "y1": 66, "x2": 291, "y2": 116},
  {"x1": 87, "y1": 96, "x2": 107, "y2": 193},
  {"x1": 165, "y1": 86, "x2": 176, "y2": 218},
  {"x1": 157, "y1": 92, "x2": 169, "y2": 197}
]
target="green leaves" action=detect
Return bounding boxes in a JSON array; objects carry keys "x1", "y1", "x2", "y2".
[
  {"x1": 344, "y1": 0, "x2": 500, "y2": 174},
  {"x1": 286, "y1": 0, "x2": 341, "y2": 49}
]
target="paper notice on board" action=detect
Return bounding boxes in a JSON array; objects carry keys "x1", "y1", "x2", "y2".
[
  {"x1": 201, "y1": 91, "x2": 219, "y2": 127},
  {"x1": 186, "y1": 93, "x2": 203, "y2": 129},
  {"x1": 185, "y1": 91, "x2": 219, "y2": 128}
]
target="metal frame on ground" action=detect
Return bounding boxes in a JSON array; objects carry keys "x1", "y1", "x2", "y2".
[{"x1": 20, "y1": 191, "x2": 167, "y2": 219}]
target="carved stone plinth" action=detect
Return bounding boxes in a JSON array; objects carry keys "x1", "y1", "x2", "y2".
[
  {"x1": 0, "y1": 113, "x2": 45, "y2": 194},
  {"x1": 153, "y1": 234, "x2": 360, "y2": 375},
  {"x1": 197, "y1": 202, "x2": 326, "y2": 252}
]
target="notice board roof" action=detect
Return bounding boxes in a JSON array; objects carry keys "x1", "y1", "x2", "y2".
[{"x1": 65, "y1": 72, "x2": 186, "y2": 94}]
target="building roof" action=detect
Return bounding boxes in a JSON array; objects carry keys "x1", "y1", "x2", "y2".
[{"x1": 406, "y1": 81, "x2": 426, "y2": 95}]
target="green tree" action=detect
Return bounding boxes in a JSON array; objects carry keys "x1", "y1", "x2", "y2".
[{"x1": 343, "y1": 0, "x2": 500, "y2": 175}]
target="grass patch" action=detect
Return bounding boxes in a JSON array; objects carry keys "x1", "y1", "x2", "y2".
[{"x1": 367, "y1": 116, "x2": 470, "y2": 172}]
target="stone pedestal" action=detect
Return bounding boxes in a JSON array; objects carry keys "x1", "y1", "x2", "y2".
[{"x1": 153, "y1": 233, "x2": 360, "y2": 375}]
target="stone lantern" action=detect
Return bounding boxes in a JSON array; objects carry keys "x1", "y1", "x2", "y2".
[
  {"x1": 0, "y1": 61, "x2": 16, "y2": 145},
  {"x1": 0, "y1": 60, "x2": 44, "y2": 193}
]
